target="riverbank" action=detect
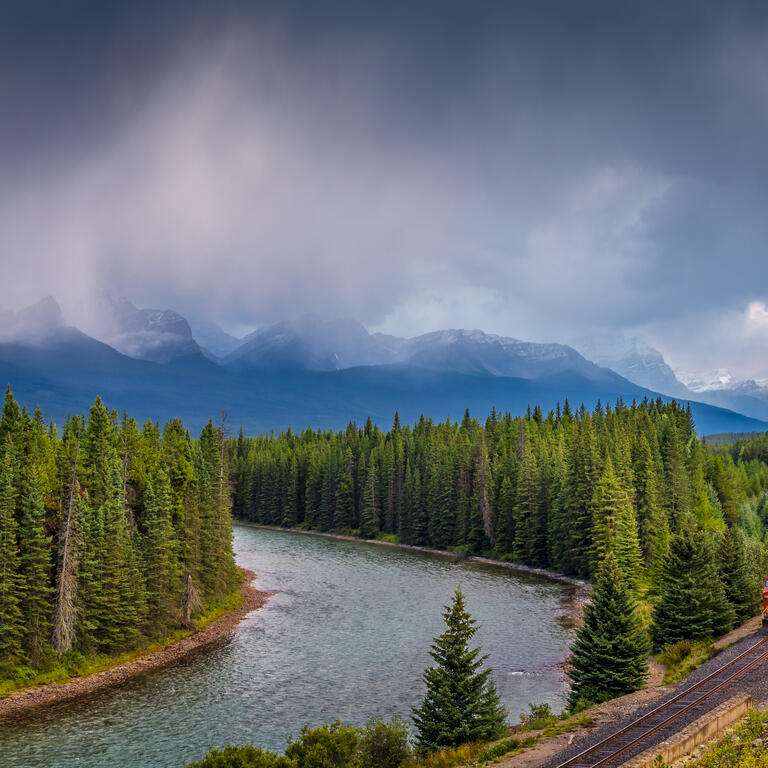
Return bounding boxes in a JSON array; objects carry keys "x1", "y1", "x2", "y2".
[
  {"x1": 0, "y1": 569, "x2": 270, "y2": 722},
  {"x1": 235, "y1": 521, "x2": 590, "y2": 619}
]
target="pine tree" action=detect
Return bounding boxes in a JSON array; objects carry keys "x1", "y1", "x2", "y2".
[
  {"x1": 141, "y1": 469, "x2": 179, "y2": 631},
  {"x1": 651, "y1": 522, "x2": 735, "y2": 649},
  {"x1": 567, "y1": 553, "x2": 649, "y2": 709},
  {"x1": 589, "y1": 458, "x2": 642, "y2": 586},
  {"x1": 0, "y1": 449, "x2": 24, "y2": 663},
  {"x1": 646, "y1": 505, "x2": 670, "y2": 594},
  {"x1": 359, "y1": 456, "x2": 380, "y2": 538},
  {"x1": 333, "y1": 458, "x2": 354, "y2": 530},
  {"x1": 719, "y1": 526, "x2": 760, "y2": 624},
  {"x1": 18, "y1": 470, "x2": 53, "y2": 666},
  {"x1": 412, "y1": 587, "x2": 506, "y2": 753}
]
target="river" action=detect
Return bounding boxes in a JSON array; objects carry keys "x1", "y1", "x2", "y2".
[{"x1": 0, "y1": 525, "x2": 576, "y2": 768}]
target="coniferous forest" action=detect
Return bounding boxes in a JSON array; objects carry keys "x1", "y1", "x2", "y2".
[
  {"x1": 233, "y1": 399, "x2": 768, "y2": 640},
  {"x1": 0, "y1": 387, "x2": 237, "y2": 681}
]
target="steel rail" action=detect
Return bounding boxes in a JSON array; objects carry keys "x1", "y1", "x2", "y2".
[{"x1": 554, "y1": 635, "x2": 768, "y2": 768}]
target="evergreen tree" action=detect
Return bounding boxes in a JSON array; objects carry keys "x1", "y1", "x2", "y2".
[
  {"x1": 719, "y1": 525, "x2": 760, "y2": 624},
  {"x1": 359, "y1": 457, "x2": 379, "y2": 538},
  {"x1": 589, "y1": 458, "x2": 642, "y2": 586},
  {"x1": 141, "y1": 469, "x2": 179, "y2": 630},
  {"x1": 0, "y1": 449, "x2": 24, "y2": 663},
  {"x1": 651, "y1": 522, "x2": 735, "y2": 649},
  {"x1": 567, "y1": 553, "x2": 649, "y2": 709},
  {"x1": 412, "y1": 587, "x2": 506, "y2": 753},
  {"x1": 18, "y1": 471, "x2": 53, "y2": 666}
]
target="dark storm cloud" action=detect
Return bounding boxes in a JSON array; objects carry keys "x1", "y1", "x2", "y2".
[{"x1": 1, "y1": 0, "x2": 767, "y2": 375}]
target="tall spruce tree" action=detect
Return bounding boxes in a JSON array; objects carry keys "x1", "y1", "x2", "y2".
[
  {"x1": 589, "y1": 458, "x2": 643, "y2": 586},
  {"x1": 141, "y1": 469, "x2": 179, "y2": 631},
  {"x1": 0, "y1": 448, "x2": 24, "y2": 663},
  {"x1": 412, "y1": 587, "x2": 506, "y2": 753},
  {"x1": 651, "y1": 521, "x2": 735, "y2": 650},
  {"x1": 18, "y1": 471, "x2": 53, "y2": 666},
  {"x1": 567, "y1": 553, "x2": 649, "y2": 709},
  {"x1": 359, "y1": 457, "x2": 380, "y2": 539},
  {"x1": 719, "y1": 525, "x2": 760, "y2": 624}
]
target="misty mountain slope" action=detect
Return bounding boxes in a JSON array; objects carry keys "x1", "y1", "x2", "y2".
[
  {"x1": 225, "y1": 315, "x2": 403, "y2": 370},
  {"x1": 86, "y1": 295, "x2": 208, "y2": 364},
  {"x1": 402, "y1": 329, "x2": 613, "y2": 380},
  {"x1": 0, "y1": 295, "x2": 67, "y2": 341},
  {"x1": 1, "y1": 338, "x2": 764, "y2": 437},
  {"x1": 573, "y1": 334, "x2": 691, "y2": 398},
  {"x1": 190, "y1": 320, "x2": 243, "y2": 359},
  {"x1": 225, "y1": 318, "x2": 617, "y2": 382},
  {"x1": 1, "y1": 299, "x2": 764, "y2": 436}
]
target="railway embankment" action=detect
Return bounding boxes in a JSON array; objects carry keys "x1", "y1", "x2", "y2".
[{"x1": 491, "y1": 621, "x2": 768, "y2": 768}]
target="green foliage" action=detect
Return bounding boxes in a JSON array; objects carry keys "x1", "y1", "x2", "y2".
[
  {"x1": 651, "y1": 521, "x2": 735, "y2": 650},
  {"x1": 412, "y1": 587, "x2": 507, "y2": 753},
  {"x1": 358, "y1": 718, "x2": 412, "y2": 768},
  {"x1": 589, "y1": 458, "x2": 643, "y2": 587},
  {"x1": 285, "y1": 722, "x2": 361, "y2": 768},
  {"x1": 657, "y1": 640, "x2": 715, "y2": 685},
  {"x1": 233, "y1": 401, "x2": 768, "y2": 599},
  {"x1": 519, "y1": 702, "x2": 557, "y2": 730},
  {"x1": 657, "y1": 639, "x2": 692, "y2": 668},
  {"x1": 677, "y1": 705, "x2": 768, "y2": 768},
  {"x1": 0, "y1": 389, "x2": 238, "y2": 680},
  {"x1": 476, "y1": 736, "x2": 529, "y2": 761},
  {"x1": 567, "y1": 553, "x2": 650, "y2": 709},
  {"x1": 719, "y1": 526, "x2": 761, "y2": 623},
  {"x1": 184, "y1": 719, "x2": 412, "y2": 768},
  {"x1": 184, "y1": 745, "x2": 295, "y2": 768}
]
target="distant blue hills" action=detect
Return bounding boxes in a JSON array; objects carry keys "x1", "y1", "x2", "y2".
[{"x1": 0, "y1": 297, "x2": 765, "y2": 437}]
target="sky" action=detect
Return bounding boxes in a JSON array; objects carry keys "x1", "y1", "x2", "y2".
[{"x1": 1, "y1": 0, "x2": 767, "y2": 378}]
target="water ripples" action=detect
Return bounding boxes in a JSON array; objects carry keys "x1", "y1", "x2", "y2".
[{"x1": 0, "y1": 526, "x2": 575, "y2": 768}]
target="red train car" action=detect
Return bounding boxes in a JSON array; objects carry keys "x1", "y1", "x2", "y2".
[{"x1": 763, "y1": 578, "x2": 768, "y2": 633}]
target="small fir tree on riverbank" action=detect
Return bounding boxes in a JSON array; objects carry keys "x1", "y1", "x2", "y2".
[
  {"x1": 412, "y1": 587, "x2": 506, "y2": 753},
  {"x1": 567, "y1": 553, "x2": 649, "y2": 709}
]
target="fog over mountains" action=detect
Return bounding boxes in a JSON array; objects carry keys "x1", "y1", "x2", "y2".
[{"x1": 0, "y1": 296, "x2": 766, "y2": 436}]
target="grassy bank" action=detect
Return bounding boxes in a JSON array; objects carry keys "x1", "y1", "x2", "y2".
[{"x1": 0, "y1": 586, "x2": 243, "y2": 699}]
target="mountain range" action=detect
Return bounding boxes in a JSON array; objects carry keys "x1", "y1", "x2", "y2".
[{"x1": 0, "y1": 296, "x2": 765, "y2": 436}]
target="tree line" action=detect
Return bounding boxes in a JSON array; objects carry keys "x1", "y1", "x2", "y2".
[
  {"x1": 232, "y1": 398, "x2": 768, "y2": 588},
  {"x1": 232, "y1": 398, "x2": 768, "y2": 709},
  {"x1": 0, "y1": 387, "x2": 238, "y2": 678}
]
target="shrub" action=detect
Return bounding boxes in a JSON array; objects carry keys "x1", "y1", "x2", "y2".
[
  {"x1": 184, "y1": 744, "x2": 294, "y2": 768},
  {"x1": 358, "y1": 718, "x2": 412, "y2": 768},
  {"x1": 416, "y1": 743, "x2": 480, "y2": 768},
  {"x1": 285, "y1": 722, "x2": 360, "y2": 768},
  {"x1": 476, "y1": 737, "x2": 522, "y2": 761},
  {"x1": 658, "y1": 640, "x2": 692, "y2": 668},
  {"x1": 520, "y1": 702, "x2": 557, "y2": 730}
]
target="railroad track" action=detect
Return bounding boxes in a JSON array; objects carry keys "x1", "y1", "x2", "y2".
[{"x1": 554, "y1": 635, "x2": 768, "y2": 768}]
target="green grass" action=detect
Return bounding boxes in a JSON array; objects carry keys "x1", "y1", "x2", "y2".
[
  {"x1": 657, "y1": 639, "x2": 716, "y2": 684},
  {"x1": 0, "y1": 586, "x2": 243, "y2": 699},
  {"x1": 415, "y1": 710, "x2": 595, "y2": 767}
]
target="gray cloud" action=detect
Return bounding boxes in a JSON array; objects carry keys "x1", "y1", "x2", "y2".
[{"x1": 1, "y1": 0, "x2": 767, "y2": 376}]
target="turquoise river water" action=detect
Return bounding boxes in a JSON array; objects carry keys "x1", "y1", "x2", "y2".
[{"x1": 0, "y1": 525, "x2": 576, "y2": 768}]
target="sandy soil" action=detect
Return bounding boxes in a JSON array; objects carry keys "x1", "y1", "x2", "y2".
[{"x1": 0, "y1": 568, "x2": 270, "y2": 722}]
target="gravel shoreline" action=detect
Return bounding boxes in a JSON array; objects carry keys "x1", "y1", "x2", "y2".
[{"x1": 0, "y1": 568, "x2": 270, "y2": 722}]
